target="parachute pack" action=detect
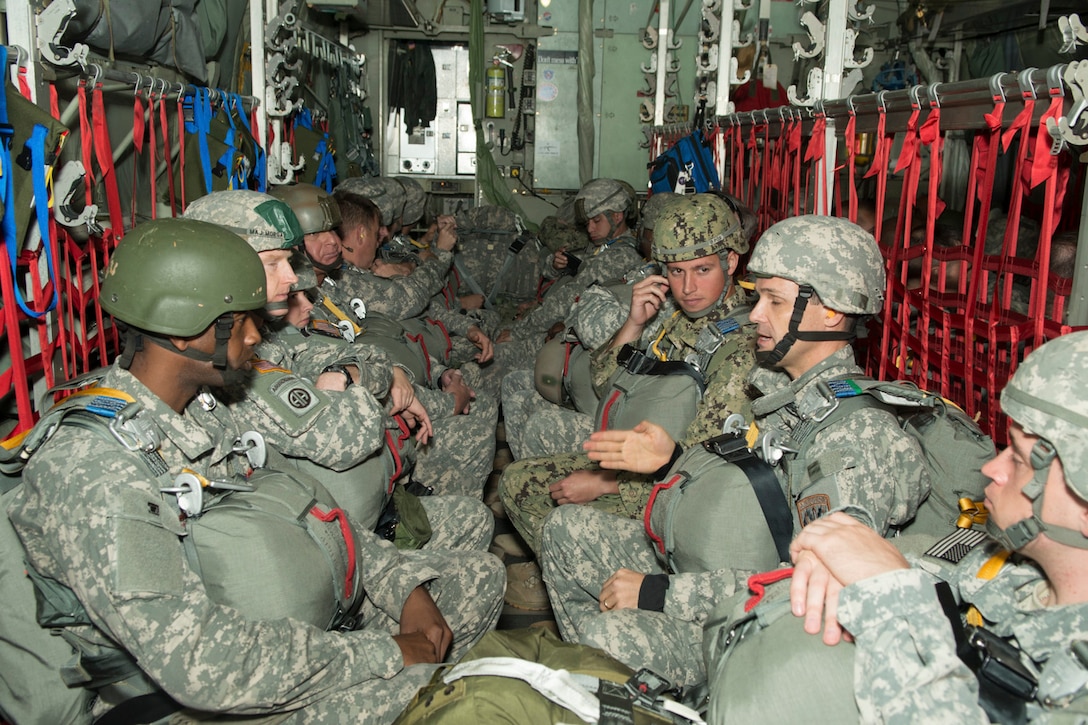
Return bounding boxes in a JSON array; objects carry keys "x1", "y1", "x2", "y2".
[{"x1": 645, "y1": 376, "x2": 995, "y2": 578}]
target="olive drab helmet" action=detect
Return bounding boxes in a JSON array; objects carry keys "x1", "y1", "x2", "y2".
[
  {"x1": 101, "y1": 218, "x2": 266, "y2": 369},
  {"x1": 747, "y1": 215, "x2": 886, "y2": 366},
  {"x1": 396, "y1": 176, "x2": 427, "y2": 227},
  {"x1": 337, "y1": 176, "x2": 405, "y2": 228},
  {"x1": 990, "y1": 331, "x2": 1088, "y2": 551},
  {"x1": 651, "y1": 193, "x2": 746, "y2": 264},
  {"x1": 268, "y1": 183, "x2": 341, "y2": 234}
]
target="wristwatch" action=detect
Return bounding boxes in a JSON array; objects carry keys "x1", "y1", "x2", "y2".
[{"x1": 322, "y1": 364, "x2": 354, "y2": 388}]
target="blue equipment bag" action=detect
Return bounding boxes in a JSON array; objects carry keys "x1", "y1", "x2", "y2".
[{"x1": 648, "y1": 129, "x2": 720, "y2": 194}]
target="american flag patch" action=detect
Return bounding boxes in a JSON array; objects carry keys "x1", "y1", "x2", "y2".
[{"x1": 924, "y1": 528, "x2": 989, "y2": 563}]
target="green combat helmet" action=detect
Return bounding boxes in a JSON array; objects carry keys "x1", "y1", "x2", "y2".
[
  {"x1": 396, "y1": 176, "x2": 427, "y2": 228},
  {"x1": 991, "y1": 331, "x2": 1088, "y2": 551},
  {"x1": 101, "y1": 218, "x2": 266, "y2": 369},
  {"x1": 184, "y1": 190, "x2": 304, "y2": 316},
  {"x1": 748, "y1": 215, "x2": 885, "y2": 365},
  {"x1": 651, "y1": 193, "x2": 746, "y2": 264},
  {"x1": 268, "y1": 183, "x2": 341, "y2": 234},
  {"x1": 337, "y1": 176, "x2": 405, "y2": 228}
]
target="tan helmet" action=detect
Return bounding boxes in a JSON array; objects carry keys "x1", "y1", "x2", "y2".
[
  {"x1": 184, "y1": 190, "x2": 303, "y2": 253},
  {"x1": 268, "y1": 183, "x2": 341, "y2": 234}
]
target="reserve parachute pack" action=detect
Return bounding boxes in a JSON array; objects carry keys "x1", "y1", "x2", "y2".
[
  {"x1": 0, "y1": 378, "x2": 369, "y2": 723},
  {"x1": 767, "y1": 376, "x2": 996, "y2": 539},
  {"x1": 647, "y1": 129, "x2": 720, "y2": 195},
  {"x1": 644, "y1": 375, "x2": 994, "y2": 578},
  {"x1": 394, "y1": 628, "x2": 705, "y2": 725},
  {"x1": 595, "y1": 310, "x2": 751, "y2": 443},
  {"x1": 645, "y1": 429, "x2": 784, "y2": 575},
  {"x1": 453, "y1": 205, "x2": 542, "y2": 306}
]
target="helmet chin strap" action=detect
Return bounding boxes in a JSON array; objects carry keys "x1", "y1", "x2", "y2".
[
  {"x1": 986, "y1": 439, "x2": 1088, "y2": 551},
  {"x1": 756, "y1": 285, "x2": 856, "y2": 367},
  {"x1": 138, "y1": 314, "x2": 236, "y2": 369},
  {"x1": 307, "y1": 249, "x2": 342, "y2": 274}
]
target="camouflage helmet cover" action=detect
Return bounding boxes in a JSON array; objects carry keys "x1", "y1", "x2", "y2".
[
  {"x1": 575, "y1": 178, "x2": 633, "y2": 221},
  {"x1": 748, "y1": 215, "x2": 885, "y2": 315},
  {"x1": 638, "y1": 192, "x2": 681, "y2": 232},
  {"x1": 268, "y1": 183, "x2": 341, "y2": 234},
  {"x1": 395, "y1": 176, "x2": 427, "y2": 226},
  {"x1": 183, "y1": 190, "x2": 303, "y2": 253},
  {"x1": 290, "y1": 250, "x2": 319, "y2": 292},
  {"x1": 101, "y1": 218, "x2": 266, "y2": 337},
  {"x1": 1001, "y1": 331, "x2": 1088, "y2": 503},
  {"x1": 652, "y1": 193, "x2": 747, "y2": 263},
  {"x1": 337, "y1": 176, "x2": 406, "y2": 227}
]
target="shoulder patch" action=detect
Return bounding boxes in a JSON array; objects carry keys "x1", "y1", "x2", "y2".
[
  {"x1": 269, "y1": 377, "x2": 320, "y2": 415},
  {"x1": 797, "y1": 494, "x2": 831, "y2": 527},
  {"x1": 923, "y1": 527, "x2": 989, "y2": 564}
]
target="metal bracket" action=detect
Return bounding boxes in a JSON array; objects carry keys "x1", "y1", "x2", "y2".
[
  {"x1": 52, "y1": 161, "x2": 103, "y2": 235},
  {"x1": 788, "y1": 67, "x2": 824, "y2": 106},
  {"x1": 1059, "y1": 13, "x2": 1088, "y2": 54},
  {"x1": 849, "y1": 1, "x2": 876, "y2": 23},
  {"x1": 843, "y1": 28, "x2": 874, "y2": 68},
  {"x1": 350, "y1": 298, "x2": 368, "y2": 320},
  {"x1": 793, "y1": 12, "x2": 825, "y2": 60},
  {"x1": 35, "y1": 0, "x2": 89, "y2": 68}
]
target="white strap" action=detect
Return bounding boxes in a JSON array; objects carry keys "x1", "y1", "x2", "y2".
[{"x1": 442, "y1": 657, "x2": 600, "y2": 723}]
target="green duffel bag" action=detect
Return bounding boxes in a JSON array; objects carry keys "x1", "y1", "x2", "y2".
[{"x1": 395, "y1": 628, "x2": 704, "y2": 724}]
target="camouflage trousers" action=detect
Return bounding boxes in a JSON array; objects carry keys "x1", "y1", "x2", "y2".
[
  {"x1": 415, "y1": 391, "x2": 498, "y2": 499},
  {"x1": 500, "y1": 369, "x2": 593, "y2": 461},
  {"x1": 473, "y1": 336, "x2": 541, "y2": 400},
  {"x1": 498, "y1": 452, "x2": 629, "y2": 556},
  {"x1": 420, "y1": 495, "x2": 494, "y2": 552},
  {"x1": 540, "y1": 505, "x2": 705, "y2": 688},
  {"x1": 169, "y1": 549, "x2": 505, "y2": 725}
]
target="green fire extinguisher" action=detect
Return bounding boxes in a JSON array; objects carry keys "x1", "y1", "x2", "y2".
[{"x1": 486, "y1": 60, "x2": 505, "y2": 118}]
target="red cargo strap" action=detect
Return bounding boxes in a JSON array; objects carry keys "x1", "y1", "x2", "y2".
[{"x1": 643, "y1": 473, "x2": 682, "y2": 555}]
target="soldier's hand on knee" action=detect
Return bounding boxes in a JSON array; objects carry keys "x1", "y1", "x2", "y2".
[
  {"x1": 399, "y1": 586, "x2": 453, "y2": 662},
  {"x1": 584, "y1": 421, "x2": 675, "y2": 473},
  {"x1": 467, "y1": 326, "x2": 494, "y2": 363},
  {"x1": 548, "y1": 470, "x2": 617, "y2": 505},
  {"x1": 400, "y1": 398, "x2": 434, "y2": 444},
  {"x1": 599, "y1": 569, "x2": 645, "y2": 611}
]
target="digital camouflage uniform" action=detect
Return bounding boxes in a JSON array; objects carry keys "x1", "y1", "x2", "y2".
[
  {"x1": 322, "y1": 255, "x2": 454, "y2": 322},
  {"x1": 7, "y1": 368, "x2": 504, "y2": 724},
  {"x1": 542, "y1": 214, "x2": 928, "y2": 688},
  {"x1": 5, "y1": 219, "x2": 503, "y2": 724},
  {"x1": 300, "y1": 300, "x2": 498, "y2": 501},
  {"x1": 710, "y1": 332, "x2": 1088, "y2": 723},
  {"x1": 502, "y1": 195, "x2": 758, "y2": 557},
  {"x1": 501, "y1": 280, "x2": 632, "y2": 460}
]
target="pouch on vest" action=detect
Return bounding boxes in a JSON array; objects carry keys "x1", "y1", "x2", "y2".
[
  {"x1": 702, "y1": 578, "x2": 858, "y2": 725},
  {"x1": 645, "y1": 437, "x2": 782, "y2": 575},
  {"x1": 182, "y1": 468, "x2": 365, "y2": 631},
  {"x1": 647, "y1": 130, "x2": 720, "y2": 195},
  {"x1": 594, "y1": 345, "x2": 703, "y2": 441},
  {"x1": 394, "y1": 628, "x2": 704, "y2": 725}
]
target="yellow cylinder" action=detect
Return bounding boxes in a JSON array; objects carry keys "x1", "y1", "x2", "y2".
[{"x1": 486, "y1": 62, "x2": 506, "y2": 118}]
